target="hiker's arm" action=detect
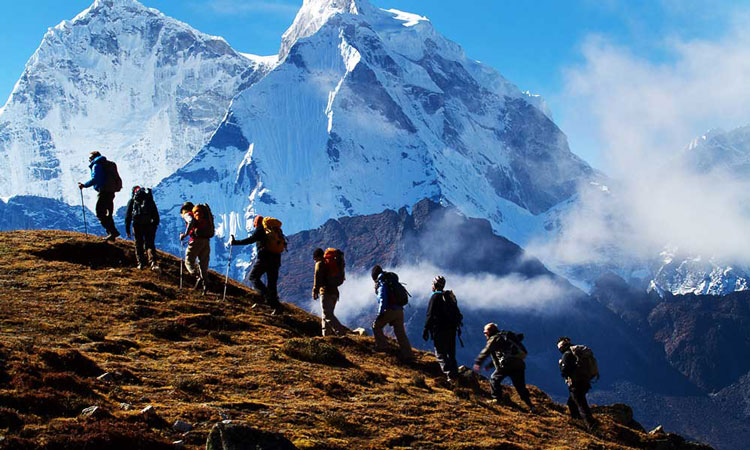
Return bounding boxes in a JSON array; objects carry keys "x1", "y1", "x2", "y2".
[
  {"x1": 473, "y1": 338, "x2": 497, "y2": 370},
  {"x1": 233, "y1": 226, "x2": 263, "y2": 246},
  {"x1": 124, "y1": 200, "x2": 133, "y2": 237},
  {"x1": 180, "y1": 217, "x2": 195, "y2": 240},
  {"x1": 560, "y1": 352, "x2": 576, "y2": 378},
  {"x1": 423, "y1": 294, "x2": 437, "y2": 334},
  {"x1": 151, "y1": 198, "x2": 160, "y2": 226},
  {"x1": 81, "y1": 163, "x2": 102, "y2": 188},
  {"x1": 376, "y1": 280, "x2": 388, "y2": 315},
  {"x1": 312, "y1": 262, "x2": 324, "y2": 298}
]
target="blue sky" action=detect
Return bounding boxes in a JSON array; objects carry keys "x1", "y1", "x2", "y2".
[{"x1": 0, "y1": 0, "x2": 745, "y2": 169}]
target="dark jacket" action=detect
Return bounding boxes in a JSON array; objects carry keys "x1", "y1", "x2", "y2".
[
  {"x1": 559, "y1": 349, "x2": 590, "y2": 386},
  {"x1": 423, "y1": 291, "x2": 461, "y2": 334},
  {"x1": 125, "y1": 189, "x2": 159, "y2": 234},
  {"x1": 234, "y1": 225, "x2": 265, "y2": 249},
  {"x1": 475, "y1": 333, "x2": 525, "y2": 371},
  {"x1": 81, "y1": 156, "x2": 108, "y2": 191},
  {"x1": 375, "y1": 272, "x2": 402, "y2": 314}
]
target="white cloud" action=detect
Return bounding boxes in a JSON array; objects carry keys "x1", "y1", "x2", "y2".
[
  {"x1": 543, "y1": 16, "x2": 750, "y2": 270},
  {"x1": 304, "y1": 263, "x2": 575, "y2": 324}
]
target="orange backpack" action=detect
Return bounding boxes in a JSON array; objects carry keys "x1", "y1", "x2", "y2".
[
  {"x1": 262, "y1": 217, "x2": 286, "y2": 253},
  {"x1": 323, "y1": 248, "x2": 345, "y2": 286},
  {"x1": 192, "y1": 204, "x2": 215, "y2": 238}
]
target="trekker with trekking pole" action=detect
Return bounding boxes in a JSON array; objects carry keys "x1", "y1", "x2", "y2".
[
  {"x1": 474, "y1": 323, "x2": 537, "y2": 413},
  {"x1": 230, "y1": 215, "x2": 286, "y2": 315},
  {"x1": 312, "y1": 248, "x2": 348, "y2": 336},
  {"x1": 557, "y1": 336, "x2": 599, "y2": 430},
  {"x1": 371, "y1": 265, "x2": 413, "y2": 362},
  {"x1": 78, "y1": 151, "x2": 122, "y2": 241},
  {"x1": 124, "y1": 186, "x2": 160, "y2": 271},
  {"x1": 180, "y1": 202, "x2": 215, "y2": 295},
  {"x1": 423, "y1": 276, "x2": 462, "y2": 384}
]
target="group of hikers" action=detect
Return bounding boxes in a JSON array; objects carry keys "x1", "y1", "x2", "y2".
[{"x1": 78, "y1": 151, "x2": 600, "y2": 430}]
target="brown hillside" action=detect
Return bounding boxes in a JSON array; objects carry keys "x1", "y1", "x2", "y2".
[{"x1": 0, "y1": 231, "x2": 711, "y2": 450}]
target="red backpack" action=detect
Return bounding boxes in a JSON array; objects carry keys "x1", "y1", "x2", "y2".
[{"x1": 323, "y1": 248, "x2": 345, "y2": 286}]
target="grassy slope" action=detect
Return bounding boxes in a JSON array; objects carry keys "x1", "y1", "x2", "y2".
[{"x1": 0, "y1": 231, "x2": 710, "y2": 450}]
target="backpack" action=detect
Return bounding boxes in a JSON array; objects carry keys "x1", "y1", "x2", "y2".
[
  {"x1": 323, "y1": 248, "x2": 346, "y2": 287},
  {"x1": 192, "y1": 204, "x2": 215, "y2": 238},
  {"x1": 101, "y1": 160, "x2": 122, "y2": 193},
  {"x1": 570, "y1": 345, "x2": 599, "y2": 381},
  {"x1": 440, "y1": 290, "x2": 463, "y2": 329},
  {"x1": 382, "y1": 272, "x2": 410, "y2": 307},
  {"x1": 499, "y1": 330, "x2": 528, "y2": 360},
  {"x1": 131, "y1": 188, "x2": 157, "y2": 224},
  {"x1": 262, "y1": 217, "x2": 286, "y2": 253}
]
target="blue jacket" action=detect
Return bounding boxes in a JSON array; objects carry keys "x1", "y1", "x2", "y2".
[
  {"x1": 81, "y1": 156, "x2": 107, "y2": 192},
  {"x1": 376, "y1": 273, "x2": 403, "y2": 314}
]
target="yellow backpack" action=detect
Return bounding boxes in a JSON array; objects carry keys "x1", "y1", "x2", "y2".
[{"x1": 262, "y1": 217, "x2": 286, "y2": 253}]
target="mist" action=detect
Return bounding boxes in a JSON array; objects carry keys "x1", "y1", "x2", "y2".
[
  {"x1": 537, "y1": 16, "x2": 750, "y2": 270},
  {"x1": 304, "y1": 263, "x2": 576, "y2": 324}
]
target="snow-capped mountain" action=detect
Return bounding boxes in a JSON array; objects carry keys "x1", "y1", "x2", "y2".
[
  {"x1": 155, "y1": 0, "x2": 595, "y2": 259},
  {"x1": 0, "y1": 0, "x2": 270, "y2": 208}
]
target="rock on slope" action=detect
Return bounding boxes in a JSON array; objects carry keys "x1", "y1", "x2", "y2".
[
  {"x1": 0, "y1": 0, "x2": 267, "y2": 208},
  {"x1": 0, "y1": 230, "x2": 712, "y2": 450}
]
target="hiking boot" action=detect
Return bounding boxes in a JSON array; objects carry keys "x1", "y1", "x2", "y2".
[
  {"x1": 150, "y1": 264, "x2": 161, "y2": 272},
  {"x1": 136, "y1": 263, "x2": 144, "y2": 270},
  {"x1": 486, "y1": 399, "x2": 500, "y2": 405}
]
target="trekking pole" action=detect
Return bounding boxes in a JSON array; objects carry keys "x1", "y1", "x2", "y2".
[
  {"x1": 222, "y1": 235, "x2": 234, "y2": 302},
  {"x1": 179, "y1": 238, "x2": 184, "y2": 290},
  {"x1": 80, "y1": 189, "x2": 88, "y2": 235}
]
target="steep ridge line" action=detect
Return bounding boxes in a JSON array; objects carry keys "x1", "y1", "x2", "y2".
[{"x1": 0, "y1": 230, "x2": 711, "y2": 449}]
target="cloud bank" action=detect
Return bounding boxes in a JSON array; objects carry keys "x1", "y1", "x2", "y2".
[{"x1": 540, "y1": 15, "x2": 750, "y2": 271}]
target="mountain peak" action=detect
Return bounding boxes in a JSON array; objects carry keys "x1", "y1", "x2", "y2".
[{"x1": 279, "y1": 0, "x2": 377, "y2": 59}]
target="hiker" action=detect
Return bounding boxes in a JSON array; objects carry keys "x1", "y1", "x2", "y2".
[
  {"x1": 180, "y1": 202, "x2": 214, "y2": 294},
  {"x1": 124, "y1": 186, "x2": 160, "y2": 271},
  {"x1": 78, "y1": 151, "x2": 122, "y2": 241},
  {"x1": 557, "y1": 336, "x2": 598, "y2": 429},
  {"x1": 371, "y1": 265, "x2": 413, "y2": 361},
  {"x1": 422, "y1": 276, "x2": 462, "y2": 383},
  {"x1": 312, "y1": 248, "x2": 348, "y2": 336},
  {"x1": 230, "y1": 215, "x2": 285, "y2": 314},
  {"x1": 473, "y1": 323, "x2": 537, "y2": 413}
]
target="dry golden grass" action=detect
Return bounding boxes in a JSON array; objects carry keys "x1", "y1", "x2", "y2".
[{"x1": 0, "y1": 231, "x2": 709, "y2": 449}]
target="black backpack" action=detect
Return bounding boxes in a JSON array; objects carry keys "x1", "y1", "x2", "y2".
[
  {"x1": 101, "y1": 160, "x2": 122, "y2": 193},
  {"x1": 440, "y1": 290, "x2": 463, "y2": 329},
  {"x1": 382, "y1": 272, "x2": 410, "y2": 307},
  {"x1": 499, "y1": 330, "x2": 528, "y2": 360},
  {"x1": 131, "y1": 188, "x2": 157, "y2": 224}
]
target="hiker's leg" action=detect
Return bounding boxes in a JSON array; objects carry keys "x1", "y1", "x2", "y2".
[
  {"x1": 95, "y1": 192, "x2": 113, "y2": 234},
  {"x1": 101, "y1": 192, "x2": 118, "y2": 235},
  {"x1": 184, "y1": 241, "x2": 200, "y2": 276},
  {"x1": 509, "y1": 368, "x2": 534, "y2": 409},
  {"x1": 433, "y1": 331, "x2": 453, "y2": 378},
  {"x1": 566, "y1": 391, "x2": 582, "y2": 419},
  {"x1": 145, "y1": 223, "x2": 158, "y2": 266},
  {"x1": 326, "y1": 288, "x2": 347, "y2": 334},
  {"x1": 490, "y1": 369, "x2": 505, "y2": 400},
  {"x1": 265, "y1": 257, "x2": 281, "y2": 308},
  {"x1": 248, "y1": 258, "x2": 268, "y2": 296},
  {"x1": 198, "y1": 239, "x2": 210, "y2": 280},
  {"x1": 571, "y1": 383, "x2": 593, "y2": 422},
  {"x1": 445, "y1": 329, "x2": 459, "y2": 379},
  {"x1": 321, "y1": 288, "x2": 338, "y2": 336},
  {"x1": 390, "y1": 309, "x2": 413, "y2": 360},
  {"x1": 372, "y1": 311, "x2": 390, "y2": 350},
  {"x1": 133, "y1": 223, "x2": 146, "y2": 266}
]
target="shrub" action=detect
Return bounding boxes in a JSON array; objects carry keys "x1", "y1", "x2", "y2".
[{"x1": 281, "y1": 338, "x2": 350, "y2": 367}]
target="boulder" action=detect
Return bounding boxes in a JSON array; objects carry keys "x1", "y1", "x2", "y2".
[
  {"x1": 97, "y1": 372, "x2": 114, "y2": 382},
  {"x1": 173, "y1": 420, "x2": 193, "y2": 433},
  {"x1": 80, "y1": 405, "x2": 111, "y2": 419},
  {"x1": 206, "y1": 422, "x2": 298, "y2": 450}
]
